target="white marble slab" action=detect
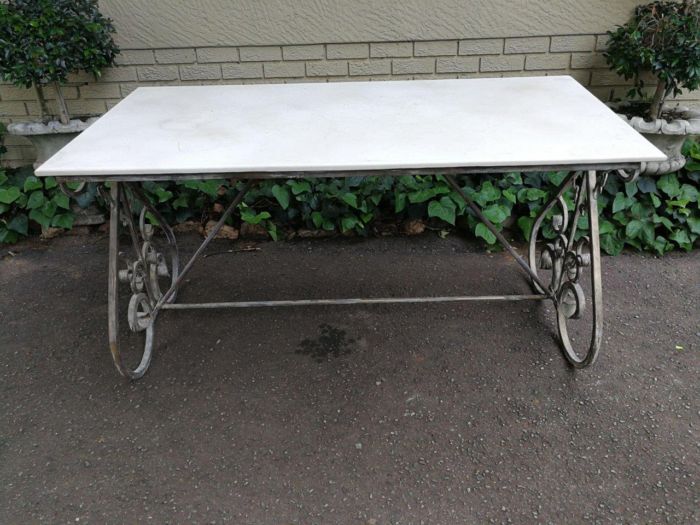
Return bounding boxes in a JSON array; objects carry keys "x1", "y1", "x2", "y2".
[{"x1": 35, "y1": 76, "x2": 665, "y2": 179}]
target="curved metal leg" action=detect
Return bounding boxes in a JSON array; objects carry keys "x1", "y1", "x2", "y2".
[
  {"x1": 107, "y1": 183, "x2": 178, "y2": 379},
  {"x1": 528, "y1": 171, "x2": 604, "y2": 367}
]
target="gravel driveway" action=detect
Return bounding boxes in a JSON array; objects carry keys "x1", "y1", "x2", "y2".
[{"x1": 1, "y1": 233, "x2": 698, "y2": 523}]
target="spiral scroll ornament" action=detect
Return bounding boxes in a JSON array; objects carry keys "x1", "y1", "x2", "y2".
[
  {"x1": 107, "y1": 183, "x2": 179, "y2": 379},
  {"x1": 528, "y1": 171, "x2": 603, "y2": 367}
]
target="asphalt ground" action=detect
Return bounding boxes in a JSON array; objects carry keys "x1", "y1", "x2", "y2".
[{"x1": 0, "y1": 233, "x2": 698, "y2": 524}]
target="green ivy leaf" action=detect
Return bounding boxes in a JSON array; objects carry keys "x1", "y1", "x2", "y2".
[
  {"x1": 29, "y1": 209, "x2": 51, "y2": 230},
  {"x1": 408, "y1": 188, "x2": 437, "y2": 203},
  {"x1": 271, "y1": 184, "x2": 290, "y2": 210},
  {"x1": 7, "y1": 214, "x2": 28, "y2": 235},
  {"x1": 517, "y1": 216, "x2": 534, "y2": 241},
  {"x1": 154, "y1": 187, "x2": 173, "y2": 203},
  {"x1": 613, "y1": 192, "x2": 631, "y2": 213},
  {"x1": 518, "y1": 187, "x2": 547, "y2": 202},
  {"x1": 639, "y1": 221, "x2": 655, "y2": 246},
  {"x1": 669, "y1": 229, "x2": 691, "y2": 250},
  {"x1": 427, "y1": 197, "x2": 456, "y2": 225},
  {"x1": 311, "y1": 211, "x2": 323, "y2": 228},
  {"x1": 267, "y1": 222, "x2": 278, "y2": 241},
  {"x1": 52, "y1": 192, "x2": 70, "y2": 210},
  {"x1": 145, "y1": 212, "x2": 160, "y2": 226},
  {"x1": 503, "y1": 172, "x2": 523, "y2": 185},
  {"x1": 341, "y1": 193, "x2": 358, "y2": 208},
  {"x1": 599, "y1": 220, "x2": 616, "y2": 235},
  {"x1": 340, "y1": 216, "x2": 359, "y2": 232},
  {"x1": 0, "y1": 186, "x2": 21, "y2": 204},
  {"x1": 657, "y1": 174, "x2": 681, "y2": 197},
  {"x1": 172, "y1": 194, "x2": 189, "y2": 209},
  {"x1": 546, "y1": 171, "x2": 568, "y2": 186},
  {"x1": 240, "y1": 209, "x2": 271, "y2": 225},
  {"x1": 502, "y1": 188, "x2": 517, "y2": 204},
  {"x1": 27, "y1": 191, "x2": 45, "y2": 209},
  {"x1": 652, "y1": 214, "x2": 674, "y2": 231},
  {"x1": 0, "y1": 227, "x2": 18, "y2": 245},
  {"x1": 625, "y1": 219, "x2": 643, "y2": 239},
  {"x1": 600, "y1": 233, "x2": 624, "y2": 256},
  {"x1": 52, "y1": 213, "x2": 75, "y2": 229},
  {"x1": 482, "y1": 204, "x2": 509, "y2": 225},
  {"x1": 23, "y1": 175, "x2": 43, "y2": 192},
  {"x1": 688, "y1": 217, "x2": 700, "y2": 235},
  {"x1": 290, "y1": 180, "x2": 311, "y2": 195},
  {"x1": 625, "y1": 181, "x2": 638, "y2": 198},
  {"x1": 41, "y1": 200, "x2": 58, "y2": 219},
  {"x1": 475, "y1": 223, "x2": 497, "y2": 244},
  {"x1": 666, "y1": 199, "x2": 690, "y2": 208},
  {"x1": 636, "y1": 177, "x2": 656, "y2": 193},
  {"x1": 395, "y1": 192, "x2": 407, "y2": 213},
  {"x1": 475, "y1": 181, "x2": 501, "y2": 205},
  {"x1": 184, "y1": 180, "x2": 222, "y2": 198},
  {"x1": 679, "y1": 183, "x2": 698, "y2": 203}
]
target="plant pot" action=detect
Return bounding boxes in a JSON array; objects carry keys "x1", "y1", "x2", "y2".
[
  {"x1": 615, "y1": 107, "x2": 700, "y2": 176},
  {"x1": 7, "y1": 117, "x2": 99, "y2": 169}
]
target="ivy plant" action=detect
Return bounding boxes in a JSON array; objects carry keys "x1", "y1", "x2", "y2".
[
  {"x1": 1, "y1": 117, "x2": 698, "y2": 255},
  {"x1": 0, "y1": 168, "x2": 77, "y2": 243},
  {"x1": 0, "y1": 0, "x2": 119, "y2": 123}
]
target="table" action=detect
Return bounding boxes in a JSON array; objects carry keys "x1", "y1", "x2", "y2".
[{"x1": 36, "y1": 76, "x2": 665, "y2": 378}]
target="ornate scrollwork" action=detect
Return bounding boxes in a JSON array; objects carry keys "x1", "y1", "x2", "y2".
[
  {"x1": 613, "y1": 165, "x2": 642, "y2": 183},
  {"x1": 107, "y1": 183, "x2": 179, "y2": 379},
  {"x1": 528, "y1": 171, "x2": 603, "y2": 367},
  {"x1": 537, "y1": 205, "x2": 591, "y2": 313},
  {"x1": 117, "y1": 193, "x2": 178, "y2": 331},
  {"x1": 58, "y1": 181, "x2": 87, "y2": 198}
]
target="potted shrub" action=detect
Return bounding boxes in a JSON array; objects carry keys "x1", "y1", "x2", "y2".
[
  {"x1": 605, "y1": 0, "x2": 700, "y2": 175},
  {"x1": 0, "y1": 0, "x2": 119, "y2": 167}
]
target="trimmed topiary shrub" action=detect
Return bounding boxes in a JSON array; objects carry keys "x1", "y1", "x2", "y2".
[{"x1": 0, "y1": 0, "x2": 119, "y2": 123}]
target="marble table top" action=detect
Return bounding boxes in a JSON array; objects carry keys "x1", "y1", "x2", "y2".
[{"x1": 36, "y1": 76, "x2": 665, "y2": 180}]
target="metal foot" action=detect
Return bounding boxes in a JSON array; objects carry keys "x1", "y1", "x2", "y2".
[{"x1": 528, "y1": 170, "x2": 604, "y2": 367}]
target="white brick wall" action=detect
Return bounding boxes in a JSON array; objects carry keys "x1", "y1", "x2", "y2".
[{"x1": 1, "y1": 34, "x2": 697, "y2": 166}]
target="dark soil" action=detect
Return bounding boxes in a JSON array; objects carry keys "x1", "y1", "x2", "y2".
[{"x1": 0, "y1": 233, "x2": 698, "y2": 524}]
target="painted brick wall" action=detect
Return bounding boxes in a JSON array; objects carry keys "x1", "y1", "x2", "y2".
[{"x1": 1, "y1": 34, "x2": 697, "y2": 166}]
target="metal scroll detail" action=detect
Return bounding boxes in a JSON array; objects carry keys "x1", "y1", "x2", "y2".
[
  {"x1": 107, "y1": 183, "x2": 179, "y2": 379},
  {"x1": 613, "y1": 164, "x2": 643, "y2": 184},
  {"x1": 58, "y1": 181, "x2": 87, "y2": 198},
  {"x1": 528, "y1": 171, "x2": 603, "y2": 367}
]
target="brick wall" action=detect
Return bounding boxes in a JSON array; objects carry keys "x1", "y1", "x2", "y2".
[{"x1": 1, "y1": 34, "x2": 697, "y2": 166}]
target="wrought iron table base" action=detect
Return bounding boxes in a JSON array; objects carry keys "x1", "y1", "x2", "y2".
[{"x1": 98, "y1": 168, "x2": 638, "y2": 379}]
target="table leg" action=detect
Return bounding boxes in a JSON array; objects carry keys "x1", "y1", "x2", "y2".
[
  {"x1": 447, "y1": 170, "x2": 608, "y2": 367},
  {"x1": 96, "y1": 171, "x2": 617, "y2": 376},
  {"x1": 106, "y1": 182, "x2": 179, "y2": 379},
  {"x1": 527, "y1": 170, "x2": 604, "y2": 367},
  {"x1": 104, "y1": 180, "x2": 252, "y2": 379}
]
